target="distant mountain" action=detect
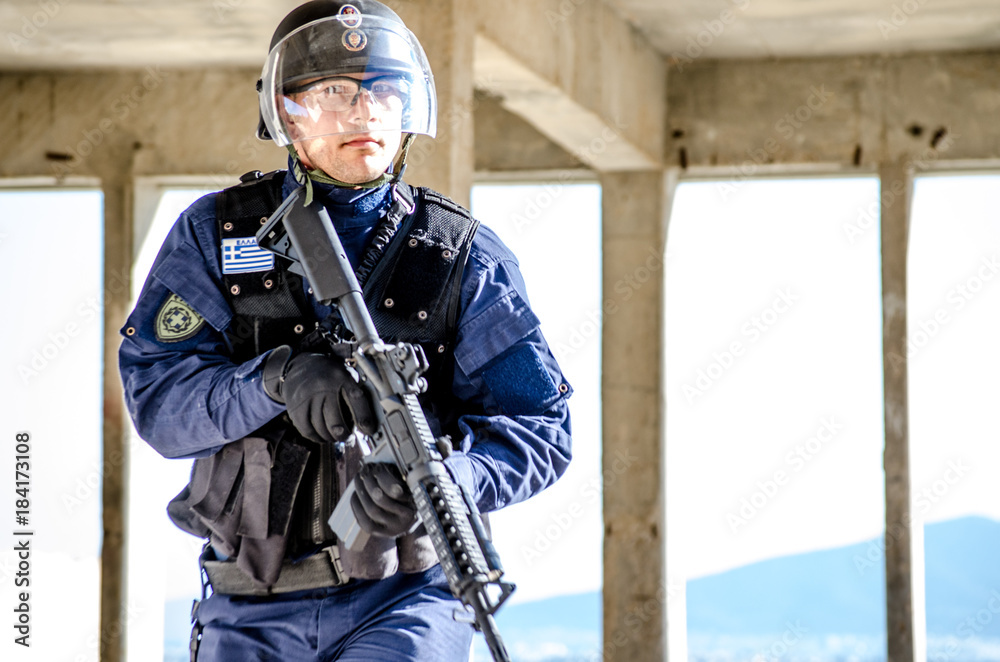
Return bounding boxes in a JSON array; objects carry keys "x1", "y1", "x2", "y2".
[
  {"x1": 686, "y1": 533, "x2": 885, "y2": 635},
  {"x1": 167, "y1": 516, "x2": 1000, "y2": 661},
  {"x1": 925, "y1": 516, "x2": 1000, "y2": 634},
  {"x1": 687, "y1": 516, "x2": 1000, "y2": 637},
  {"x1": 480, "y1": 516, "x2": 1000, "y2": 660}
]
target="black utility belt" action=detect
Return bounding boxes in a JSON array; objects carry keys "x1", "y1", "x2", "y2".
[{"x1": 202, "y1": 546, "x2": 348, "y2": 596}]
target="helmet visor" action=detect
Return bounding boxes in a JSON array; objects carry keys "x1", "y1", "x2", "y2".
[{"x1": 260, "y1": 14, "x2": 436, "y2": 146}]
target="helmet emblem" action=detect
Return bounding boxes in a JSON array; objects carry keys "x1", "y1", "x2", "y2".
[
  {"x1": 342, "y1": 29, "x2": 368, "y2": 52},
  {"x1": 337, "y1": 4, "x2": 363, "y2": 28}
]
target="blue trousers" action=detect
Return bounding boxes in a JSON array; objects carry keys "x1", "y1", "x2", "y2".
[{"x1": 194, "y1": 564, "x2": 473, "y2": 661}]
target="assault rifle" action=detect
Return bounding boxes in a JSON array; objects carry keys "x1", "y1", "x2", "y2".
[{"x1": 257, "y1": 186, "x2": 515, "y2": 662}]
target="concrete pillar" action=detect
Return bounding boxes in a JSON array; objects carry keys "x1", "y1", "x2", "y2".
[
  {"x1": 395, "y1": 0, "x2": 476, "y2": 207},
  {"x1": 880, "y1": 161, "x2": 922, "y2": 662},
  {"x1": 98, "y1": 152, "x2": 135, "y2": 662},
  {"x1": 600, "y1": 170, "x2": 671, "y2": 662}
]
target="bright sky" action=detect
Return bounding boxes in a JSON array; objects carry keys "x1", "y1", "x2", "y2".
[
  {"x1": 665, "y1": 177, "x2": 887, "y2": 581},
  {"x1": 2, "y1": 174, "x2": 999, "y2": 660},
  {"x1": 0, "y1": 191, "x2": 104, "y2": 661},
  {"x1": 469, "y1": 183, "x2": 603, "y2": 604},
  {"x1": 665, "y1": 174, "x2": 1000, "y2": 584},
  {"x1": 907, "y1": 175, "x2": 1000, "y2": 521}
]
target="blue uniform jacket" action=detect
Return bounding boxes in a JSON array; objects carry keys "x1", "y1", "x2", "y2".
[{"x1": 118, "y1": 174, "x2": 573, "y2": 515}]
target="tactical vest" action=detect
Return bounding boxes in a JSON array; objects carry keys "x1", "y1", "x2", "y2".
[{"x1": 168, "y1": 170, "x2": 480, "y2": 589}]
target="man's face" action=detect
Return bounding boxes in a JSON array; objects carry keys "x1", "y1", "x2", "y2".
[{"x1": 282, "y1": 72, "x2": 405, "y2": 184}]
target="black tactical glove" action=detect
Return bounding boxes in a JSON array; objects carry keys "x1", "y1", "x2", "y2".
[
  {"x1": 350, "y1": 463, "x2": 419, "y2": 538},
  {"x1": 262, "y1": 345, "x2": 377, "y2": 444}
]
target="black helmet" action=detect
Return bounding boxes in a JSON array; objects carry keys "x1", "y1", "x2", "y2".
[{"x1": 257, "y1": 0, "x2": 436, "y2": 145}]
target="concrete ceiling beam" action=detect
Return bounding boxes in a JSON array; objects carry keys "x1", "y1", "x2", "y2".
[
  {"x1": 666, "y1": 50, "x2": 1000, "y2": 174},
  {"x1": 474, "y1": 0, "x2": 665, "y2": 172}
]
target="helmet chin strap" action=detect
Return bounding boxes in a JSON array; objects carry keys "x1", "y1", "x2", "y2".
[{"x1": 286, "y1": 133, "x2": 416, "y2": 205}]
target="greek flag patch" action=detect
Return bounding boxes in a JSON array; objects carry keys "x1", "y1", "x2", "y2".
[{"x1": 222, "y1": 237, "x2": 274, "y2": 274}]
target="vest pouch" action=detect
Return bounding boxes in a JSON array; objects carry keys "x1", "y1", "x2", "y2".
[
  {"x1": 333, "y1": 436, "x2": 399, "y2": 579},
  {"x1": 396, "y1": 524, "x2": 439, "y2": 574},
  {"x1": 167, "y1": 442, "x2": 244, "y2": 545},
  {"x1": 167, "y1": 432, "x2": 313, "y2": 588},
  {"x1": 328, "y1": 435, "x2": 440, "y2": 579}
]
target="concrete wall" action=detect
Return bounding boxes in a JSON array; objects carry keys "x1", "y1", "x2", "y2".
[
  {"x1": 0, "y1": 68, "x2": 284, "y2": 181},
  {"x1": 667, "y1": 50, "x2": 1000, "y2": 172}
]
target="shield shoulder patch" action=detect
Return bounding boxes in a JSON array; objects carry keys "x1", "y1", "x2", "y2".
[{"x1": 155, "y1": 293, "x2": 206, "y2": 343}]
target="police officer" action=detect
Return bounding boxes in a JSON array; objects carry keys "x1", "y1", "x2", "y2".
[{"x1": 119, "y1": 1, "x2": 573, "y2": 660}]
